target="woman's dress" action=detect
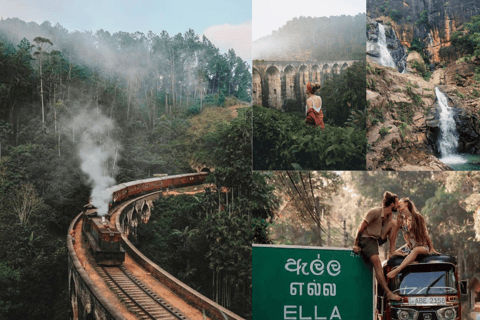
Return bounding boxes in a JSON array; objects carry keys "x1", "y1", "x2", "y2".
[{"x1": 305, "y1": 98, "x2": 325, "y2": 129}]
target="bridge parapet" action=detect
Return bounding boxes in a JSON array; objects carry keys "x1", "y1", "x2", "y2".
[
  {"x1": 68, "y1": 213, "x2": 128, "y2": 320},
  {"x1": 67, "y1": 174, "x2": 243, "y2": 320},
  {"x1": 116, "y1": 193, "x2": 244, "y2": 320},
  {"x1": 252, "y1": 60, "x2": 360, "y2": 108}
]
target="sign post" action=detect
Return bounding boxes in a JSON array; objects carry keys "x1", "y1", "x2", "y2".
[{"x1": 253, "y1": 244, "x2": 374, "y2": 320}]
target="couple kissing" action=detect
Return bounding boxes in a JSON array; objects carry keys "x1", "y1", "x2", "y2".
[{"x1": 352, "y1": 191, "x2": 439, "y2": 301}]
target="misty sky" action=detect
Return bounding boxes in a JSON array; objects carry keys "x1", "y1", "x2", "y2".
[
  {"x1": 253, "y1": 0, "x2": 366, "y2": 41},
  {"x1": 0, "y1": 0, "x2": 252, "y2": 60}
]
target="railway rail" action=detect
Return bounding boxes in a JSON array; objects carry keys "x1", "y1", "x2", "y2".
[
  {"x1": 96, "y1": 265, "x2": 188, "y2": 320},
  {"x1": 68, "y1": 173, "x2": 244, "y2": 320}
]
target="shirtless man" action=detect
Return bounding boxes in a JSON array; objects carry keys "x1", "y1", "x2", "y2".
[{"x1": 353, "y1": 191, "x2": 402, "y2": 301}]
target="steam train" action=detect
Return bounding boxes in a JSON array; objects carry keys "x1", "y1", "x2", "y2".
[
  {"x1": 82, "y1": 172, "x2": 208, "y2": 266},
  {"x1": 82, "y1": 204, "x2": 125, "y2": 266},
  {"x1": 107, "y1": 172, "x2": 208, "y2": 209}
]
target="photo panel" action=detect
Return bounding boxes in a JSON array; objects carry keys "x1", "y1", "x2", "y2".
[
  {"x1": 366, "y1": 0, "x2": 480, "y2": 171},
  {"x1": 251, "y1": 171, "x2": 480, "y2": 319},
  {"x1": 252, "y1": 0, "x2": 367, "y2": 171}
]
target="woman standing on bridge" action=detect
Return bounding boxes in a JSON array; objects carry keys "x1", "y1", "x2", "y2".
[
  {"x1": 386, "y1": 197, "x2": 439, "y2": 279},
  {"x1": 305, "y1": 82, "x2": 325, "y2": 130}
]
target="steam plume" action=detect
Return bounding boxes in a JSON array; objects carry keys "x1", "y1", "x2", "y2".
[{"x1": 69, "y1": 108, "x2": 121, "y2": 216}]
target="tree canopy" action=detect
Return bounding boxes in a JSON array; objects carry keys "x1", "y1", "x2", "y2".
[{"x1": 253, "y1": 14, "x2": 366, "y2": 61}]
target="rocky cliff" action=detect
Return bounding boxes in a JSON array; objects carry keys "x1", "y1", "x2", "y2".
[
  {"x1": 367, "y1": 17, "x2": 407, "y2": 72},
  {"x1": 367, "y1": 54, "x2": 480, "y2": 170},
  {"x1": 367, "y1": 0, "x2": 480, "y2": 64}
]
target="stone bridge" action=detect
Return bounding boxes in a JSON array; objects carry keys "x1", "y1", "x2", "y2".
[
  {"x1": 68, "y1": 197, "x2": 158, "y2": 320},
  {"x1": 67, "y1": 176, "x2": 242, "y2": 320},
  {"x1": 252, "y1": 60, "x2": 359, "y2": 109}
]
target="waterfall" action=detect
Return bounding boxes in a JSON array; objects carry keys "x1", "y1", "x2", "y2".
[
  {"x1": 435, "y1": 87, "x2": 465, "y2": 164},
  {"x1": 377, "y1": 24, "x2": 397, "y2": 69}
]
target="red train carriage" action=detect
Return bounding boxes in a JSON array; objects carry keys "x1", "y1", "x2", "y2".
[
  {"x1": 80, "y1": 173, "x2": 208, "y2": 266},
  {"x1": 107, "y1": 172, "x2": 208, "y2": 212}
]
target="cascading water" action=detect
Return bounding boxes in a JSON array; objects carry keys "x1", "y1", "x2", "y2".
[
  {"x1": 367, "y1": 21, "x2": 407, "y2": 72},
  {"x1": 377, "y1": 24, "x2": 397, "y2": 69},
  {"x1": 435, "y1": 87, "x2": 466, "y2": 165}
]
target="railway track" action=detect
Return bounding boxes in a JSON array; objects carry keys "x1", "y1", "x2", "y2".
[
  {"x1": 95, "y1": 264, "x2": 190, "y2": 320},
  {"x1": 69, "y1": 177, "x2": 243, "y2": 320}
]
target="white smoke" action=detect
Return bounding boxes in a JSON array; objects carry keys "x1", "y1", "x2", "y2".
[{"x1": 68, "y1": 108, "x2": 121, "y2": 216}]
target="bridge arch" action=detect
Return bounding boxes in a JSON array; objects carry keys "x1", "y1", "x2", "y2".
[
  {"x1": 252, "y1": 67, "x2": 262, "y2": 106},
  {"x1": 332, "y1": 63, "x2": 340, "y2": 75},
  {"x1": 69, "y1": 273, "x2": 79, "y2": 319},
  {"x1": 321, "y1": 64, "x2": 331, "y2": 85},
  {"x1": 311, "y1": 65, "x2": 321, "y2": 84},
  {"x1": 284, "y1": 65, "x2": 296, "y2": 101},
  {"x1": 298, "y1": 65, "x2": 309, "y2": 106},
  {"x1": 341, "y1": 62, "x2": 349, "y2": 73},
  {"x1": 265, "y1": 66, "x2": 281, "y2": 109}
]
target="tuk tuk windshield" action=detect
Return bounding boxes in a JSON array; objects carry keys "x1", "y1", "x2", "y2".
[{"x1": 391, "y1": 264, "x2": 457, "y2": 296}]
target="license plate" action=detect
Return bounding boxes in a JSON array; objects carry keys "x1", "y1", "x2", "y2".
[{"x1": 408, "y1": 296, "x2": 446, "y2": 305}]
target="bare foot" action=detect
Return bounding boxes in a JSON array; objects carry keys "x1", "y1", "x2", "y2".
[
  {"x1": 387, "y1": 269, "x2": 399, "y2": 279},
  {"x1": 387, "y1": 291, "x2": 402, "y2": 301}
]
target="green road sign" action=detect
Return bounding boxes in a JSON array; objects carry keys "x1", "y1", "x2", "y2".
[{"x1": 253, "y1": 245, "x2": 374, "y2": 320}]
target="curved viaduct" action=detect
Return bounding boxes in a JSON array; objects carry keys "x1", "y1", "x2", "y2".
[
  {"x1": 252, "y1": 60, "x2": 359, "y2": 109},
  {"x1": 67, "y1": 176, "x2": 242, "y2": 320}
]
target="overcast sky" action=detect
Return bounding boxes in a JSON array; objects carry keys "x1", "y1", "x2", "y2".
[
  {"x1": 0, "y1": 0, "x2": 252, "y2": 60},
  {"x1": 253, "y1": 0, "x2": 366, "y2": 41}
]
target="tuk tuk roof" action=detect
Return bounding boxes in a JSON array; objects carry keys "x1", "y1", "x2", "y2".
[{"x1": 385, "y1": 254, "x2": 456, "y2": 267}]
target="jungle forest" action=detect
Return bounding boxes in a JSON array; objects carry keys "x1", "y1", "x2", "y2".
[
  {"x1": 0, "y1": 18, "x2": 269, "y2": 319},
  {"x1": 253, "y1": 14, "x2": 367, "y2": 61}
]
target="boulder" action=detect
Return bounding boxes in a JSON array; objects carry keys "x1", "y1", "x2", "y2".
[
  {"x1": 430, "y1": 69, "x2": 445, "y2": 86},
  {"x1": 445, "y1": 62, "x2": 477, "y2": 84},
  {"x1": 406, "y1": 52, "x2": 424, "y2": 65},
  {"x1": 463, "y1": 79, "x2": 477, "y2": 87},
  {"x1": 406, "y1": 52, "x2": 426, "y2": 74}
]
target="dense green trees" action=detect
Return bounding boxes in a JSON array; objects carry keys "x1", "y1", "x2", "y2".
[
  {"x1": 137, "y1": 108, "x2": 276, "y2": 319},
  {"x1": 252, "y1": 61, "x2": 366, "y2": 170},
  {"x1": 0, "y1": 17, "x2": 253, "y2": 319},
  {"x1": 0, "y1": 133, "x2": 88, "y2": 319},
  {"x1": 320, "y1": 60, "x2": 366, "y2": 128},
  {"x1": 252, "y1": 106, "x2": 367, "y2": 170},
  {"x1": 253, "y1": 13, "x2": 366, "y2": 61},
  {"x1": 0, "y1": 18, "x2": 251, "y2": 147},
  {"x1": 270, "y1": 171, "x2": 343, "y2": 246},
  {"x1": 452, "y1": 15, "x2": 480, "y2": 57}
]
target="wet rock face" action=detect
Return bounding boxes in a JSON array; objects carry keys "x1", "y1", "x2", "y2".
[
  {"x1": 367, "y1": 17, "x2": 407, "y2": 72},
  {"x1": 425, "y1": 89, "x2": 480, "y2": 155},
  {"x1": 367, "y1": 0, "x2": 480, "y2": 63},
  {"x1": 456, "y1": 109, "x2": 480, "y2": 154}
]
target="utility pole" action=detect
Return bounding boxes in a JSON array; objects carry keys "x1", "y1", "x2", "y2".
[
  {"x1": 315, "y1": 197, "x2": 322, "y2": 246},
  {"x1": 343, "y1": 219, "x2": 347, "y2": 248},
  {"x1": 327, "y1": 213, "x2": 331, "y2": 247}
]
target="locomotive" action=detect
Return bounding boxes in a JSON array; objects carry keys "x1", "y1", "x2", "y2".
[
  {"x1": 81, "y1": 172, "x2": 208, "y2": 266},
  {"x1": 82, "y1": 203, "x2": 125, "y2": 266}
]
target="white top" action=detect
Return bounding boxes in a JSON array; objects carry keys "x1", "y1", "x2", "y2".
[{"x1": 306, "y1": 97, "x2": 322, "y2": 114}]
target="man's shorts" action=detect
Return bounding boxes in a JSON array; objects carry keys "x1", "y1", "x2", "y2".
[{"x1": 359, "y1": 236, "x2": 379, "y2": 260}]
